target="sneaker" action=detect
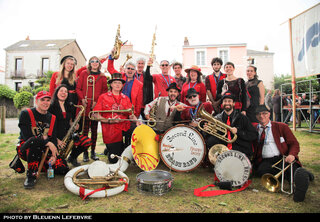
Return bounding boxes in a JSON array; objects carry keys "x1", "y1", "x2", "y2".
[
  {"x1": 24, "y1": 174, "x2": 36, "y2": 189},
  {"x1": 293, "y1": 168, "x2": 310, "y2": 202},
  {"x1": 90, "y1": 151, "x2": 99, "y2": 161}
]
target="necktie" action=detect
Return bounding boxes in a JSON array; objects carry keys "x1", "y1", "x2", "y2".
[
  {"x1": 227, "y1": 116, "x2": 232, "y2": 150},
  {"x1": 259, "y1": 126, "x2": 266, "y2": 147}
]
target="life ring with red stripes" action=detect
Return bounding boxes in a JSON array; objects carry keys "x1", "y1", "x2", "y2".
[{"x1": 64, "y1": 164, "x2": 129, "y2": 199}]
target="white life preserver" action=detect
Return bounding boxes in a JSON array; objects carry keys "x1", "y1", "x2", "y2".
[{"x1": 64, "y1": 163, "x2": 129, "y2": 199}]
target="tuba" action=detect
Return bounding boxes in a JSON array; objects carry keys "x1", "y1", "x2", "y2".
[
  {"x1": 196, "y1": 104, "x2": 237, "y2": 143},
  {"x1": 59, "y1": 104, "x2": 85, "y2": 159},
  {"x1": 112, "y1": 24, "x2": 124, "y2": 60}
]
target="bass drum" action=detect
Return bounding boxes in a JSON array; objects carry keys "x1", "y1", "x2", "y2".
[
  {"x1": 159, "y1": 125, "x2": 206, "y2": 172},
  {"x1": 214, "y1": 150, "x2": 251, "y2": 187},
  {"x1": 131, "y1": 124, "x2": 160, "y2": 171}
]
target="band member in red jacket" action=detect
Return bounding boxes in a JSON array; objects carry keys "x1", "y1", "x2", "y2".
[
  {"x1": 253, "y1": 104, "x2": 314, "y2": 202},
  {"x1": 144, "y1": 58, "x2": 176, "y2": 99},
  {"x1": 205, "y1": 57, "x2": 226, "y2": 113},
  {"x1": 107, "y1": 55, "x2": 143, "y2": 118},
  {"x1": 180, "y1": 65, "x2": 207, "y2": 105},
  {"x1": 92, "y1": 73, "x2": 139, "y2": 163},
  {"x1": 76, "y1": 56, "x2": 108, "y2": 162}
]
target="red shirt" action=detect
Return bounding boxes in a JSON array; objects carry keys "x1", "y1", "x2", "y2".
[
  {"x1": 94, "y1": 92, "x2": 132, "y2": 144},
  {"x1": 152, "y1": 74, "x2": 176, "y2": 98}
]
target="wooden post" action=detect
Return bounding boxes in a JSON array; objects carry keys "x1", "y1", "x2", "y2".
[
  {"x1": 289, "y1": 18, "x2": 296, "y2": 131},
  {"x1": 0, "y1": 106, "x2": 5, "y2": 134}
]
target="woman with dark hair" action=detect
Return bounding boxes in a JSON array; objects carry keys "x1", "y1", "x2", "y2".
[
  {"x1": 272, "y1": 89, "x2": 281, "y2": 122},
  {"x1": 180, "y1": 65, "x2": 206, "y2": 105},
  {"x1": 216, "y1": 62, "x2": 247, "y2": 114},
  {"x1": 76, "y1": 56, "x2": 108, "y2": 162},
  {"x1": 49, "y1": 56, "x2": 78, "y2": 113},
  {"x1": 49, "y1": 84, "x2": 92, "y2": 167},
  {"x1": 245, "y1": 65, "x2": 265, "y2": 123}
]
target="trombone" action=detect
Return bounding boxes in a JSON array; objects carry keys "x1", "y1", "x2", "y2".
[
  {"x1": 261, "y1": 156, "x2": 295, "y2": 194},
  {"x1": 88, "y1": 106, "x2": 134, "y2": 121}
]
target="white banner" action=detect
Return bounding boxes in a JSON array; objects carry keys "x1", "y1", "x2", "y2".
[{"x1": 291, "y1": 3, "x2": 320, "y2": 78}]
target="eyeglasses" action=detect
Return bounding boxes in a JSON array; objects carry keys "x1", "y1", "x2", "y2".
[
  {"x1": 90, "y1": 60, "x2": 99, "y2": 63},
  {"x1": 187, "y1": 95, "x2": 197, "y2": 99},
  {"x1": 127, "y1": 67, "x2": 135, "y2": 70},
  {"x1": 256, "y1": 112, "x2": 269, "y2": 116},
  {"x1": 161, "y1": 64, "x2": 169, "y2": 67}
]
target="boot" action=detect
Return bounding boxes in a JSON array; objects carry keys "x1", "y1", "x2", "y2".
[
  {"x1": 24, "y1": 171, "x2": 37, "y2": 189},
  {"x1": 293, "y1": 167, "x2": 310, "y2": 202},
  {"x1": 67, "y1": 156, "x2": 80, "y2": 167},
  {"x1": 83, "y1": 151, "x2": 89, "y2": 162},
  {"x1": 91, "y1": 150, "x2": 99, "y2": 161}
]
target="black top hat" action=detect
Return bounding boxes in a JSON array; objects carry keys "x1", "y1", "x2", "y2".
[
  {"x1": 166, "y1": 82, "x2": 181, "y2": 92},
  {"x1": 221, "y1": 91, "x2": 235, "y2": 101},
  {"x1": 108, "y1": 73, "x2": 126, "y2": 84},
  {"x1": 60, "y1": 55, "x2": 77, "y2": 65},
  {"x1": 186, "y1": 88, "x2": 199, "y2": 98},
  {"x1": 255, "y1": 104, "x2": 270, "y2": 114}
]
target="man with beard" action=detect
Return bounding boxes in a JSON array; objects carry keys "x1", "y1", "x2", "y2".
[
  {"x1": 206, "y1": 91, "x2": 258, "y2": 160},
  {"x1": 144, "y1": 82, "x2": 186, "y2": 134}
]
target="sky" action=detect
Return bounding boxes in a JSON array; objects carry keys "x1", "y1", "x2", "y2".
[{"x1": 0, "y1": 0, "x2": 319, "y2": 75}]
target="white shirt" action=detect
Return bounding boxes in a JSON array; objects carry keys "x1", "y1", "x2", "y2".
[{"x1": 258, "y1": 121, "x2": 280, "y2": 158}]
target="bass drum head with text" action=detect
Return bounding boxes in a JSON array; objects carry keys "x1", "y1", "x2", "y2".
[
  {"x1": 159, "y1": 125, "x2": 205, "y2": 172},
  {"x1": 214, "y1": 150, "x2": 251, "y2": 187}
]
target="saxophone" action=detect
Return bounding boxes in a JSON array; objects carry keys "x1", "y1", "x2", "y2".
[
  {"x1": 112, "y1": 24, "x2": 123, "y2": 60},
  {"x1": 59, "y1": 104, "x2": 85, "y2": 159},
  {"x1": 149, "y1": 25, "x2": 157, "y2": 66}
]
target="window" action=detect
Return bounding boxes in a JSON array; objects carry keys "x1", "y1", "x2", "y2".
[
  {"x1": 218, "y1": 49, "x2": 229, "y2": 65},
  {"x1": 196, "y1": 50, "x2": 206, "y2": 66},
  {"x1": 42, "y1": 58, "x2": 49, "y2": 75},
  {"x1": 15, "y1": 58, "x2": 23, "y2": 76},
  {"x1": 15, "y1": 82, "x2": 22, "y2": 92}
]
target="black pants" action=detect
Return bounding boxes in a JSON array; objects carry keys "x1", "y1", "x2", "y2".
[
  {"x1": 17, "y1": 138, "x2": 69, "y2": 175},
  {"x1": 254, "y1": 156, "x2": 300, "y2": 182}
]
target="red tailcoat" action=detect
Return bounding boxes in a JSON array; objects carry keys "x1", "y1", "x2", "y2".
[
  {"x1": 206, "y1": 72, "x2": 226, "y2": 100},
  {"x1": 94, "y1": 92, "x2": 132, "y2": 144}
]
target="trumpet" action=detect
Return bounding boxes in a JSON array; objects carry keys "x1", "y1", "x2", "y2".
[
  {"x1": 88, "y1": 106, "x2": 134, "y2": 121},
  {"x1": 261, "y1": 156, "x2": 295, "y2": 194},
  {"x1": 196, "y1": 105, "x2": 237, "y2": 143}
]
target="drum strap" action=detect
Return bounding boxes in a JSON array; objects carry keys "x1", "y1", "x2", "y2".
[{"x1": 193, "y1": 176, "x2": 251, "y2": 197}]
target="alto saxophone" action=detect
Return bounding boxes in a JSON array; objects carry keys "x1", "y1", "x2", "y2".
[
  {"x1": 112, "y1": 24, "x2": 124, "y2": 60},
  {"x1": 59, "y1": 104, "x2": 85, "y2": 159},
  {"x1": 149, "y1": 25, "x2": 157, "y2": 66}
]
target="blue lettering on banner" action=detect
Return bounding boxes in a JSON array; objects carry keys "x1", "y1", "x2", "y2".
[{"x1": 298, "y1": 21, "x2": 320, "y2": 61}]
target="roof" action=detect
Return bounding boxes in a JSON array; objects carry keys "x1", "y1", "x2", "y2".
[
  {"x1": 183, "y1": 43, "x2": 247, "y2": 48},
  {"x1": 247, "y1": 49, "x2": 274, "y2": 55},
  {"x1": 4, "y1": 39, "x2": 76, "y2": 51}
]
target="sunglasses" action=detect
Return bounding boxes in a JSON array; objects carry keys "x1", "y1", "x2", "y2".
[
  {"x1": 161, "y1": 64, "x2": 169, "y2": 67},
  {"x1": 187, "y1": 95, "x2": 197, "y2": 99},
  {"x1": 127, "y1": 67, "x2": 135, "y2": 70},
  {"x1": 90, "y1": 60, "x2": 99, "y2": 63}
]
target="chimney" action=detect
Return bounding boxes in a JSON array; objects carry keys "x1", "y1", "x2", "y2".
[
  {"x1": 25, "y1": 35, "x2": 30, "y2": 40},
  {"x1": 264, "y1": 45, "x2": 269, "y2": 52},
  {"x1": 184, "y1": 37, "x2": 189, "y2": 46}
]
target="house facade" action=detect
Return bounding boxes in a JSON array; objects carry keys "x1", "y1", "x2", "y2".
[
  {"x1": 4, "y1": 39, "x2": 86, "y2": 91},
  {"x1": 182, "y1": 37, "x2": 274, "y2": 90}
]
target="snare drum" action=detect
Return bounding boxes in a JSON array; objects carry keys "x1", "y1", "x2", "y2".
[
  {"x1": 214, "y1": 150, "x2": 251, "y2": 187},
  {"x1": 136, "y1": 170, "x2": 173, "y2": 195},
  {"x1": 159, "y1": 125, "x2": 206, "y2": 172}
]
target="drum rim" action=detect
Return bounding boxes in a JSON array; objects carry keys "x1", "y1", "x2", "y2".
[
  {"x1": 159, "y1": 124, "x2": 206, "y2": 172},
  {"x1": 214, "y1": 150, "x2": 252, "y2": 187},
  {"x1": 136, "y1": 170, "x2": 173, "y2": 184}
]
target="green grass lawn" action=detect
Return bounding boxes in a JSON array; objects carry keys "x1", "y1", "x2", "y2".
[{"x1": 0, "y1": 131, "x2": 319, "y2": 213}]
